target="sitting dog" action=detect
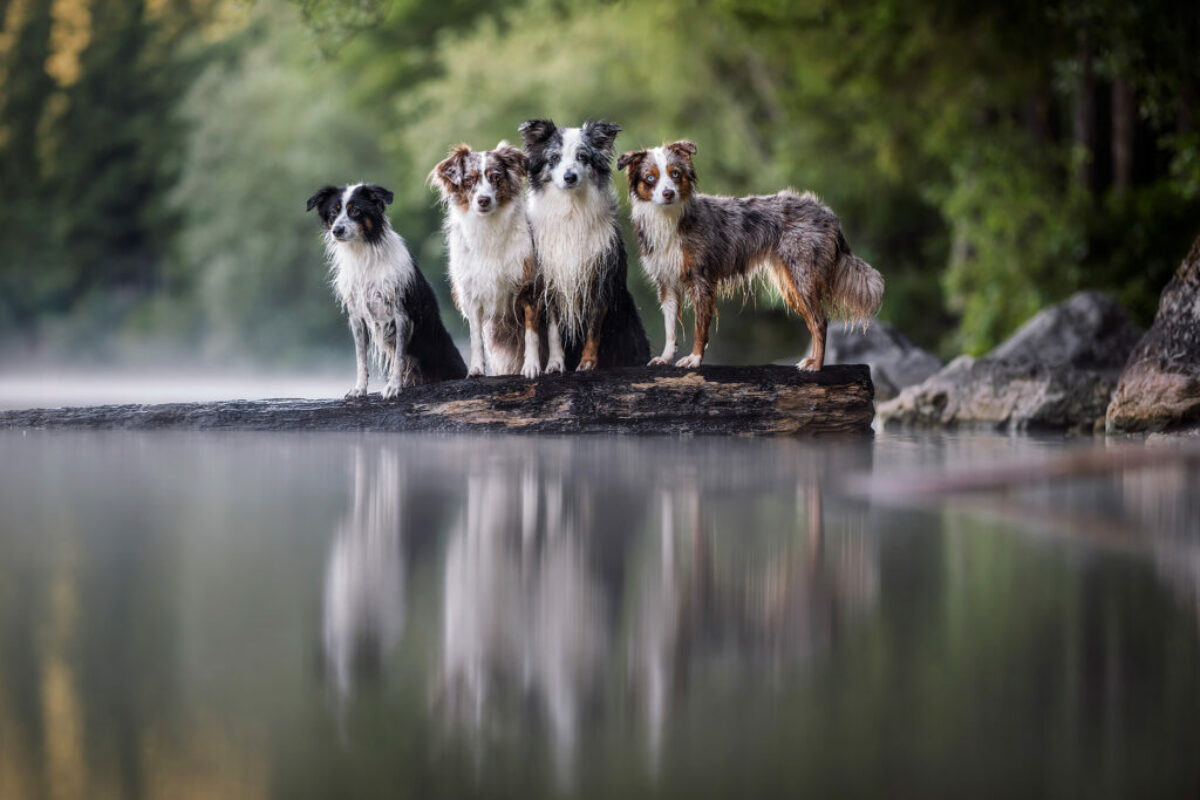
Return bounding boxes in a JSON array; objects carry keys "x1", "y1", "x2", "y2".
[
  {"x1": 617, "y1": 141, "x2": 884, "y2": 370},
  {"x1": 307, "y1": 183, "x2": 466, "y2": 398},
  {"x1": 430, "y1": 142, "x2": 543, "y2": 379},
  {"x1": 519, "y1": 119, "x2": 649, "y2": 372}
]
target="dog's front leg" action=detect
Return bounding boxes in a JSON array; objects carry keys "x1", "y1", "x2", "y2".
[
  {"x1": 467, "y1": 305, "x2": 486, "y2": 377},
  {"x1": 545, "y1": 312, "x2": 566, "y2": 374},
  {"x1": 346, "y1": 316, "x2": 370, "y2": 398},
  {"x1": 521, "y1": 300, "x2": 543, "y2": 379},
  {"x1": 675, "y1": 287, "x2": 713, "y2": 369},
  {"x1": 382, "y1": 314, "x2": 415, "y2": 400},
  {"x1": 649, "y1": 287, "x2": 679, "y2": 366}
]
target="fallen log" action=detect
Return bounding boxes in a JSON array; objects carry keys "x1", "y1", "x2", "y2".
[{"x1": 0, "y1": 364, "x2": 874, "y2": 436}]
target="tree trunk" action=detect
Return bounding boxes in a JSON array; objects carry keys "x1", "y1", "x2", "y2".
[
  {"x1": 0, "y1": 365, "x2": 876, "y2": 436},
  {"x1": 1073, "y1": 30, "x2": 1096, "y2": 193},
  {"x1": 1111, "y1": 78, "x2": 1134, "y2": 192}
]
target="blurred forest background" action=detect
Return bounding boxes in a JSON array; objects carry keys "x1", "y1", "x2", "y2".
[{"x1": 0, "y1": 0, "x2": 1198, "y2": 368}]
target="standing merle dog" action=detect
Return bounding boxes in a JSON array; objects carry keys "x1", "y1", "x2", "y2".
[
  {"x1": 618, "y1": 142, "x2": 884, "y2": 370},
  {"x1": 519, "y1": 119, "x2": 649, "y2": 372},
  {"x1": 307, "y1": 183, "x2": 466, "y2": 398}
]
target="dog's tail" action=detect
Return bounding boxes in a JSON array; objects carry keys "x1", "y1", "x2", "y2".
[{"x1": 827, "y1": 249, "x2": 884, "y2": 330}]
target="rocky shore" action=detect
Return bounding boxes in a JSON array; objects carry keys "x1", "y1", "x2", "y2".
[{"x1": 827, "y1": 232, "x2": 1200, "y2": 434}]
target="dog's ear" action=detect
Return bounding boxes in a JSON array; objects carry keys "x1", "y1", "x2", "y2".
[
  {"x1": 584, "y1": 120, "x2": 621, "y2": 154},
  {"x1": 361, "y1": 184, "x2": 394, "y2": 209},
  {"x1": 493, "y1": 141, "x2": 528, "y2": 179},
  {"x1": 666, "y1": 140, "x2": 698, "y2": 183},
  {"x1": 666, "y1": 140, "x2": 697, "y2": 157},
  {"x1": 430, "y1": 145, "x2": 472, "y2": 191},
  {"x1": 519, "y1": 119, "x2": 557, "y2": 149},
  {"x1": 616, "y1": 149, "x2": 647, "y2": 172},
  {"x1": 306, "y1": 185, "x2": 339, "y2": 212}
]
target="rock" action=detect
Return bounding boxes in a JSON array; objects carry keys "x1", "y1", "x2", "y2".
[
  {"x1": 0, "y1": 364, "x2": 876, "y2": 437},
  {"x1": 878, "y1": 291, "x2": 1141, "y2": 431},
  {"x1": 1107, "y1": 235, "x2": 1200, "y2": 434},
  {"x1": 988, "y1": 289, "x2": 1142, "y2": 369},
  {"x1": 824, "y1": 321, "x2": 942, "y2": 401}
]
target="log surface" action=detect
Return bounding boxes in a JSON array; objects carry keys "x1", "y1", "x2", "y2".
[{"x1": 0, "y1": 364, "x2": 874, "y2": 436}]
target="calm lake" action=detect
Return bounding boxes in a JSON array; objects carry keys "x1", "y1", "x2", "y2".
[{"x1": 1, "y1": 429, "x2": 1197, "y2": 798}]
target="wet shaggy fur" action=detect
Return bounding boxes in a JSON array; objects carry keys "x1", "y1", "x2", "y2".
[
  {"x1": 519, "y1": 119, "x2": 650, "y2": 372},
  {"x1": 618, "y1": 141, "x2": 884, "y2": 370},
  {"x1": 307, "y1": 183, "x2": 466, "y2": 398},
  {"x1": 431, "y1": 142, "x2": 544, "y2": 379}
]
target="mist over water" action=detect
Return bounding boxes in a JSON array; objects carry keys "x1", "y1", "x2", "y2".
[
  {"x1": 0, "y1": 369, "x2": 351, "y2": 410},
  {"x1": 0, "y1": 430, "x2": 1197, "y2": 798}
]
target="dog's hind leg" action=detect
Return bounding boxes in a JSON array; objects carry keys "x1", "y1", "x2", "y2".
[
  {"x1": 675, "y1": 285, "x2": 714, "y2": 369},
  {"x1": 347, "y1": 316, "x2": 370, "y2": 398},
  {"x1": 382, "y1": 314, "x2": 415, "y2": 399},
  {"x1": 772, "y1": 258, "x2": 827, "y2": 371},
  {"x1": 576, "y1": 305, "x2": 607, "y2": 372},
  {"x1": 521, "y1": 300, "x2": 543, "y2": 379}
]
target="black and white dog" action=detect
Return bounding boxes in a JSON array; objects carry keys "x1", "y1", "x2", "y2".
[
  {"x1": 519, "y1": 119, "x2": 649, "y2": 372},
  {"x1": 430, "y1": 142, "x2": 543, "y2": 379},
  {"x1": 307, "y1": 183, "x2": 466, "y2": 398}
]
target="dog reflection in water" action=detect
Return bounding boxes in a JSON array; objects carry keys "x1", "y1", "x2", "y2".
[
  {"x1": 627, "y1": 480, "x2": 880, "y2": 773},
  {"x1": 433, "y1": 446, "x2": 882, "y2": 784},
  {"x1": 322, "y1": 447, "x2": 409, "y2": 702},
  {"x1": 437, "y1": 450, "x2": 607, "y2": 785}
]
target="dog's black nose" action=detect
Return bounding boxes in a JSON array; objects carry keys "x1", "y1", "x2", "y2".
[
  {"x1": 563, "y1": 170, "x2": 578, "y2": 186},
  {"x1": 661, "y1": 188, "x2": 676, "y2": 201},
  {"x1": 477, "y1": 196, "x2": 492, "y2": 210},
  {"x1": 332, "y1": 224, "x2": 346, "y2": 238}
]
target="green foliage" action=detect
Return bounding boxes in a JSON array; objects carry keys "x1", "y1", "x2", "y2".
[
  {"x1": 170, "y1": 8, "x2": 387, "y2": 363},
  {"x1": 0, "y1": 0, "x2": 63, "y2": 330},
  {"x1": 939, "y1": 137, "x2": 1088, "y2": 356},
  {"x1": 0, "y1": 0, "x2": 1198, "y2": 362}
]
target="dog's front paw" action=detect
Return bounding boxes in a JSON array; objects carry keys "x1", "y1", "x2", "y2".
[
  {"x1": 576, "y1": 358, "x2": 597, "y2": 372},
  {"x1": 545, "y1": 357, "x2": 565, "y2": 374},
  {"x1": 648, "y1": 356, "x2": 671, "y2": 367},
  {"x1": 345, "y1": 385, "x2": 368, "y2": 399},
  {"x1": 796, "y1": 357, "x2": 821, "y2": 372},
  {"x1": 467, "y1": 363, "x2": 485, "y2": 378},
  {"x1": 522, "y1": 360, "x2": 542, "y2": 380},
  {"x1": 381, "y1": 380, "x2": 404, "y2": 400},
  {"x1": 675, "y1": 354, "x2": 703, "y2": 369}
]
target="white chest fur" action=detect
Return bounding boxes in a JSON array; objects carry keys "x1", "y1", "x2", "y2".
[
  {"x1": 631, "y1": 200, "x2": 684, "y2": 292},
  {"x1": 327, "y1": 230, "x2": 415, "y2": 322},
  {"x1": 445, "y1": 201, "x2": 532, "y2": 317},
  {"x1": 527, "y1": 183, "x2": 615, "y2": 331}
]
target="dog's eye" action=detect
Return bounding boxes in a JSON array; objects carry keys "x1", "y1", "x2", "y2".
[
  {"x1": 645, "y1": 174, "x2": 656, "y2": 184},
  {"x1": 670, "y1": 170, "x2": 681, "y2": 179},
  {"x1": 347, "y1": 205, "x2": 360, "y2": 218},
  {"x1": 333, "y1": 202, "x2": 342, "y2": 213},
  {"x1": 549, "y1": 154, "x2": 560, "y2": 166}
]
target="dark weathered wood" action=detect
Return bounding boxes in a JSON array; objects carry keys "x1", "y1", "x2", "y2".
[{"x1": 0, "y1": 364, "x2": 874, "y2": 436}]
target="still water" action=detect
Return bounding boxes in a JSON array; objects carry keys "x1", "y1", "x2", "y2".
[{"x1": 0, "y1": 430, "x2": 1197, "y2": 798}]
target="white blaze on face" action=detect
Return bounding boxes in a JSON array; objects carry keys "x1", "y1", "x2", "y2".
[
  {"x1": 551, "y1": 128, "x2": 583, "y2": 189},
  {"x1": 652, "y1": 148, "x2": 678, "y2": 206},
  {"x1": 474, "y1": 151, "x2": 495, "y2": 214},
  {"x1": 331, "y1": 183, "x2": 363, "y2": 240}
]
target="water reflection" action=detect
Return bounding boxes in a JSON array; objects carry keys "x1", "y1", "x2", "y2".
[
  {"x1": 439, "y1": 451, "x2": 609, "y2": 784},
  {"x1": 323, "y1": 447, "x2": 409, "y2": 700},
  {"x1": 1, "y1": 432, "x2": 1198, "y2": 798},
  {"x1": 322, "y1": 437, "x2": 882, "y2": 785}
]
